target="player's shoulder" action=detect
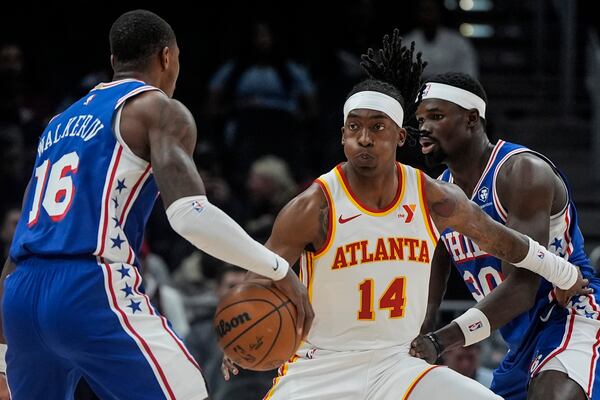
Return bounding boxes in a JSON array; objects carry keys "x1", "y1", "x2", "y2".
[
  {"x1": 125, "y1": 90, "x2": 192, "y2": 119},
  {"x1": 497, "y1": 151, "x2": 555, "y2": 184},
  {"x1": 284, "y1": 182, "x2": 327, "y2": 216}
]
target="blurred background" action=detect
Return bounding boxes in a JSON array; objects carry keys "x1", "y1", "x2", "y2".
[{"x1": 2, "y1": 0, "x2": 599, "y2": 398}]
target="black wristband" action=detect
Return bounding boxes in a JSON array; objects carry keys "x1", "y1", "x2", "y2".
[{"x1": 425, "y1": 332, "x2": 444, "y2": 362}]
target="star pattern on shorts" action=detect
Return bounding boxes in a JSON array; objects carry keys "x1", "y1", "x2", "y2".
[
  {"x1": 127, "y1": 299, "x2": 142, "y2": 314},
  {"x1": 112, "y1": 216, "x2": 121, "y2": 228},
  {"x1": 112, "y1": 197, "x2": 119, "y2": 209},
  {"x1": 117, "y1": 264, "x2": 130, "y2": 279},
  {"x1": 121, "y1": 283, "x2": 134, "y2": 297},
  {"x1": 111, "y1": 234, "x2": 125, "y2": 249},
  {"x1": 116, "y1": 179, "x2": 127, "y2": 194}
]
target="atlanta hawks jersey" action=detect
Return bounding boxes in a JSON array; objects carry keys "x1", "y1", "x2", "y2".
[
  {"x1": 298, "y1": 162, "x2": 438, "y2": 351},
  {"x1": 10, "y1": 79, "x2": 161, "y2": 266},
  {"x1": 439, "y1": 140, "x2": 594, "y2": 348}
]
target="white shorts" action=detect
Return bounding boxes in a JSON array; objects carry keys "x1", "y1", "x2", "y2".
[{"x1": 263, "y1": 345, "x2": 502, "y2": 400}]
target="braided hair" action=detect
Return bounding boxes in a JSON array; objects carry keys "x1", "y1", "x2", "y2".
[{"x1": 347, "y1": 29, "x2": 427, "y2": 125}]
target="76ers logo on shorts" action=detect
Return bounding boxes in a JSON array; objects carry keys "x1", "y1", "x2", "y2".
[{"x1": 529, "y1": 353, "x2": 543, "y2": 374}]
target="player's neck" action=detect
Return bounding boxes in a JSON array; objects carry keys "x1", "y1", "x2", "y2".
[
  {"x1": 447, "y1": 139, "x2": 494, "y2": 196},
  {"x1": 112, "y1": 71, "x2": 151, "y2": 85},
  {"x1": 343, "y1": 162, "x2": 399, "y2": 209}
]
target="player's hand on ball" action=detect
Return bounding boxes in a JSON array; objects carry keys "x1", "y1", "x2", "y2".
[
  {"x1": 272, "y1": 269, "x2": 315, "y2": 340},
  {"x1": 555, "y1": 269, "x2": 593, "y2": 307},
  {"x1": 221, "y1": 356, "x2": 239, "y2": 381},
  {"x1": 410, "y1": 335, "x2": 438, "y2": 364}
]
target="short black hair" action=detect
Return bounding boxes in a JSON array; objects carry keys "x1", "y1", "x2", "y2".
[
  {"x1": 109, "y1": 10, "x2": 176, "y2": 71},
  {"x1": 423, "y1": 72, "x2": 488, "y2": 105},
  {"x1": 347, "y1": 29, "x2": 427, "y2": 125}
]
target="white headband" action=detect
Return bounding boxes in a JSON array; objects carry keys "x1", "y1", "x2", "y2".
[
  {"x1": 343, "y1": 91, "x2": 404, "y2": 127},
  {"x1": 420, "y1": 82, "x2": 486, "y2": 118}
]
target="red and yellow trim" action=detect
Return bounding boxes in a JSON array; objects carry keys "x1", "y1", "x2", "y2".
[
  {"x1": 263, "y1": 355, "x2": 300, "y2": 399},
  {"x1": 303, "y1": 252, "x2": 316, "y2": 303},
  {"x1": 417, "y1": 170, "x2": 439, "y2": 245},
  {"x1": 334, "y1": 162, "x2": 405, "y2": 216},
  {"x1": 314, "y1": 178, "x2": 336, "y2": 258},
  {"x1": 402, "y1": 365, "x2": 442, "y2": 400}
]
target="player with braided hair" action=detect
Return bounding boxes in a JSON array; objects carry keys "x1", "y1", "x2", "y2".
[{"x1": 221, "y1": 30, "x2": 584, "y2": 399}]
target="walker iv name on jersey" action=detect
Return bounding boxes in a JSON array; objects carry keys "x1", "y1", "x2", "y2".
[{"x1": 38, "y1": 114, "x2": 104, "y2": 157}]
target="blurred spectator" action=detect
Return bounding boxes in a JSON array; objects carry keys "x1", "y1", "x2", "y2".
[
  {"x1": 442, "y1": 342, "x2": 495, "y2": 388},
  {"x1": 206, "y1": 20, "x2": 317, "y2": 183},
  {"x1": 404, "y1": 0, "x2": 479, "y2": 79},
  {"x1": 245, "y1": 155, "x2": 298, "y2": 242},
  {"x1": 55, "y1": 70, "x2": 110, "y2": 113},
  {"x1": 140, "y1": 241, "x2": 191, "y2": 339},
  {"x1": 590, "y1": 245, "x2": 600, "y2": 275},
  {"x1": 0, "y1": 208, "x2": 20, "y2": 263},
  {"x1": 185, "y1": 265, "x2": 275, "y2": 399}
]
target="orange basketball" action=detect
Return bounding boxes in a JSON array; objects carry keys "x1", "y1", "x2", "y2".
[{"x1": 213, "y1": 280, "x2": 301, "y2": 371}]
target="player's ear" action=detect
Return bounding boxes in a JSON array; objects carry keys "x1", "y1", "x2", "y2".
[
  {"x1": 467, "y1": 110, "x2": 479, "y2": 128},
  {"x1": 160, "y1": 46, "x2": 170, "y2": 71},
  {"x1": 397, "y1": 126, "x2": 407, "y2": 147},
  {"x1": 341, "y1": 126, "x2": 345, "y2": 145}
]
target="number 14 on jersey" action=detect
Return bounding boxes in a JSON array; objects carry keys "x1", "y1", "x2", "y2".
[{"x1": 358, "y1": 276, "x2": 407, "y2": 320}]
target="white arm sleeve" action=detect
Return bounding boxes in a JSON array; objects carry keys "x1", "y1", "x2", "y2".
[
  {"x1": 166, "y1": 195, "x2": 289, "y2": 280},
  {"x1": 514, "y1": 237, "x2": 579, "y2": 289}
]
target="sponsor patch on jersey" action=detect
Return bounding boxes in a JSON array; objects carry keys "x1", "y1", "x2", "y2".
[
  {"x1": 478, "y1": 186, "x2": 489, "y2": 202},
  {"x1": 398, "y1": 204, "x2": 416, "y2": 223}
]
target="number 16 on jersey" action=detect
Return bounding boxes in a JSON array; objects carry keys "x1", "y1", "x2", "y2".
[{"x1": 28, "y1": 152, "x2": 80, "y2": 226}]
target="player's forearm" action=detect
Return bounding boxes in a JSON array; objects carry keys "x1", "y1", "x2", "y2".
[
  {"x1": 166, "y1": 195, "x2": 289, "y2": 280},
  {"x1": 456, "y1": 203, "x2": 577, "y2": 289}
]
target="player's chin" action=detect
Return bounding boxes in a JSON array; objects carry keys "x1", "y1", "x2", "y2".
[
  {"x1": 424, "y1": 149, "x2": 446, "y2": 168},
  {"x1": 350, "y1": 155, "x2": 378, "y2": 170}
]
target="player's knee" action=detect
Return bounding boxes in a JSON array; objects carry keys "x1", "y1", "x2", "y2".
[{"x1": 528, "y1": 371, "x2": 586, "y2": 400}]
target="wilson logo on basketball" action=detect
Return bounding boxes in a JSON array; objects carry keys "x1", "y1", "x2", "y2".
[{"x1": 215, "y1": 312, "x2": 252, "y2": 338}]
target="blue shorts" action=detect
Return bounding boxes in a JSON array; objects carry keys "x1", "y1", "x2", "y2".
[
  {"x1": 491, "y1": 279, "x2": 600, "y2": 400},
  {"x1": 2, "y1": 257, "x2": 208, "y2": 400}
]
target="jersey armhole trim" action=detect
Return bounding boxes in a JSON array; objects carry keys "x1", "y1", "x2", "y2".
[
  {"x1": 113, "y1": 104, "x2": 150, "y2": 168},
  {"x1": 313, "y1": 178, "x2": 336, "y2": 258},
  {"x1": 418, "y1": 170, "x2": 440, "y2": 244}
]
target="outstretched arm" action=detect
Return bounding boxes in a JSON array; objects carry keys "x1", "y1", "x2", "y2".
[
  {"x1": 120, "y1": 92, "x2": 311, "y2": 335},
  {"x1": 411, "y1": 167, "x2": 590, "y2": 361}
]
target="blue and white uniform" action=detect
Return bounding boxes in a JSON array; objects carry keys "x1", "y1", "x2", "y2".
[
  {"x1": 5, "y1": 79, "x2": 207, "y2": 399},
  {"x1": 439, "y1": 140, "x2": 600, "y2": 400}
]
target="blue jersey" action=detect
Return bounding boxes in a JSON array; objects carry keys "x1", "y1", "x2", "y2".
[
  {"x1": 10, "y1": 79, "x2": 161, "y2": 266},
  {"x1": 439, "y1": 140, "x2": 594, "y2": 349}
]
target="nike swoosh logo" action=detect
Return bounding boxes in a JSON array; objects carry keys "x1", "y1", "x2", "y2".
[
  {"x1": 540, "y1": 304, "x2": 556, "y2": 322},
  {"x1": 273, "y1": 257, "x2": 279, "y2": 271},
  {"x1": 338, "y1": 214, "x2": 362, "y2": 224}
]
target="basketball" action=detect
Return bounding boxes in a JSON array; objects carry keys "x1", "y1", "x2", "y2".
[{"x1": 213, "y1": 280, "x2": 301, "y2": 371}]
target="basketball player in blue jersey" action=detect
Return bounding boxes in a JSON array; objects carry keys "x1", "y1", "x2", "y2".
[
  {"x1": 0, "y1": 10, "x2": 313, "y2": 400},
  {"x1": 410, "y1": 72, "x2": 597, "y2": 400},
  {"x1": 222, "y1": 31, "x2": 586, "y2": 400}
]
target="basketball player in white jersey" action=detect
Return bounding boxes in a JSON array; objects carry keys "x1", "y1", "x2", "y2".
[{"x1": 222, "y1": 31, "x2": 586, "y2": 399}]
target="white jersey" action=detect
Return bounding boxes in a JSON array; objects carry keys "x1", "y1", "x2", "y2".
[{"x1": 299, "y1": 162, "x2": 438, "y2": 351}]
